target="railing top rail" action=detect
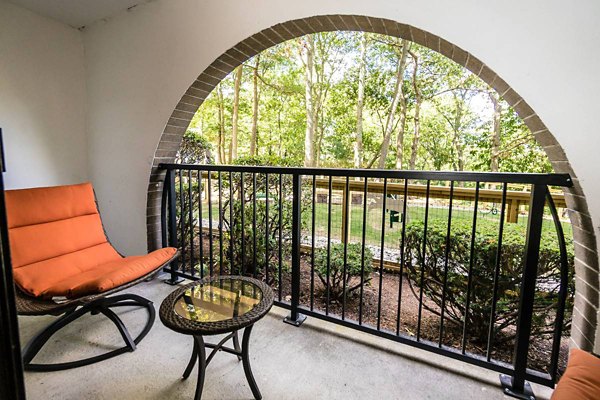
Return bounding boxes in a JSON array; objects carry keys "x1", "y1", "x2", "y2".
[{"x1": 158, "y1": 163, "x2": 573, "y2": 187}]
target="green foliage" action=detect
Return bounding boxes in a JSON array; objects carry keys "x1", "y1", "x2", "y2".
[
  {"x1": 404, "y1": 219, "x2": 574, "y2": 343},
  {"x1": 176, "y1": 130, "x2": 213, "y2": 164},
  {"x1": 233, "y1": 154, "x2": 300, "y2": 168},
  {"x1": 222, "y1": 155, "x2": 306, "y2": 280},
  {"x1": 314, "y1": 243, "x2": 374, "y2": 301},
  {"x1": 188, "y1": 31, "x2": 550, "y2": 174},
  {"x1": 174, "y1": 130, "x2": 212, "y2": 249}
]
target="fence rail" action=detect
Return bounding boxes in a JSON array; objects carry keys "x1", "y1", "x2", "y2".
[{"x1": 159, "y1": 163, "x2": 572, "y2": 400}]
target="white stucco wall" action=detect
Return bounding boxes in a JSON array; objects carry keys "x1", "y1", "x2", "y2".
[
  {"x1": 81, "y1": 0, "x2": 600, "y2": 260},
  {"x1": 0, "y1": 2, "x2": 87, "y2": 189}
]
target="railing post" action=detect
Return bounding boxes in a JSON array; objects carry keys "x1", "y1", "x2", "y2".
[
  {"x1": 165, "y1": 168, "x2": 184, "y2": 285},
  {"x1": 160, "y1": 169, "x2": 169, "y2": 248},
  {"x1": 500, "y1": 183, "x2": 547, "y2": 400},
  {"x1": 284, "y1": 173, "x2": 306, "y2": 326}
]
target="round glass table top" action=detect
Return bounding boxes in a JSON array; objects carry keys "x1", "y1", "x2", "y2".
[{"x1": 174, "y1": 278, "x2": 264, "y2": 323}]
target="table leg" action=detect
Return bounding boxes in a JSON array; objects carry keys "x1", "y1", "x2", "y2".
[
  {"x1": 182, "y1": 337, "x2": 199, "y2": 379},
  {"x1": 242, "y1": 325, "x2": 262, "y2": 400},
  {"x1": 193, "y1": 335, "x2": 207, "y2": 400},
  {"x1": 233, "y1": 330, "x2": 242, "y2": 361}
]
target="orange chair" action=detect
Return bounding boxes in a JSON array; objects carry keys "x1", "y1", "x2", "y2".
[{"x1": 7, "y1": 182, "x2": 178, "y2": 371}]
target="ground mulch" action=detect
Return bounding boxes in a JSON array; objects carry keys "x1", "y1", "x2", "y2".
[
  {"x1": 183, "y1": 234, "x2": 568, "y2": 376},
  {"x1": 276, "y1": 254, "x2": 569, "y2": 376}
]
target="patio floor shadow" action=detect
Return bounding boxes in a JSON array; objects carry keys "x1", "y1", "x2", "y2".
[{"x1": 18, "y1": 275, "x2": 554, "y2": 400}]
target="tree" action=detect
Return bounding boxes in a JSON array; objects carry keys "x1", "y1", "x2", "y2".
[
  {"x1": 300, "y1": 35, "x2": 316, "y2": 167},
  {"x1": 395, "y1": 92, "x2": 407, "y2": 169},
  {"x1": 230, "y1": 65, "x2": 243, "y2": 162},
  {"x1": 186, "y1": 31, "x2": 550, "y2": 175},
  {"x1": 354, "y1": 32, "x2": 367, "y2": 168},
  {"x1": 217, "y1": 84, "x2": 226, "y2": 164},
  {"x1": 488, "y1": 91, "x2": 502, "y2": 172},
  {"x1": 378, "y1": 38, "x2": 409, "y2": 169},
  {"x1": 250, "y1": 55, "x2": 261, "y2": 156},
  {"x1": 408, "y1": 51, "x2": 422, "y2": 170}
]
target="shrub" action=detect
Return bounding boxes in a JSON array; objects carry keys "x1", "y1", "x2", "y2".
[
  {"x1": 176, "y1": 130, "x2": 213, "y2": 164},
  {"x1": 314, "y1": 242, "x2": 374, "y2": 301},
  {"x1": 222, "y1": 155, "x2": 307, "y2": 280},
  {"x1": 403, "y1": 218, "x2": 574, "y2": 343},
  {"x1": 174, "y1": 130, "x2": 212, "y2": 252}
]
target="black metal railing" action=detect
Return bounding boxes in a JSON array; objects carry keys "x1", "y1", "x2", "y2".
[{"x1": 159, "y1": 163, "x2": 572, "y2": 399}]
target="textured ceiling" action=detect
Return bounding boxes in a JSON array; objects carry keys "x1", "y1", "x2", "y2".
[{"x1": 7, "y1": 0, "x2": 148, "y2": 28}]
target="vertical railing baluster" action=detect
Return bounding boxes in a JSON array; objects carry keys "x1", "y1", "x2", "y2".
[
  {"x1": 487, "y1": 183, "x2": 508, "y2": 360},
  {"x1": 218, "y1": 172, "x2": 224, "y2": 275},
  {"x1": 462, "y1": 182, "x2": 480, "y2": 353},
  {"x1": 265, "y1": 173, "x2": 270, "y2": 285},
  {"x1": 207, "y1": 172, "x2": 214, "y2": 276},
  {"x1": 342, "y1": 176, "x2": 350, "y2": 320},
  {"x1": 188, "y1": 170, "x2": 195, "y2": 278},
  {"x1": 500, "y1": 184, "x2": 548, "y2": 397},
  {"x1": 284, "y1": 173, "x2": 306, "y2": 326},
  {"x1": 310, "y1": 175, "x2": 316, "y2": 312},
  {"x1": 325, "y1": 176, "x2": 333, "y2": 315},
  {"x1": 240, "y1": 172, "x2": 245, "y2": 275},
  {"x1": 359, "y1": 177, "x2": 368, "y2": 325},
  {"x1": 198, "y1": 170, "x2": 203, "y2": 279},
  {"x1": 229, "y1": 171, "x2": 234, "y2": 275},
  {"x1": 178, "y1": 169, "x2": 186, "y2": 275},
  {"x1": 160, "y1": 170, "x2": 169, "y2": 248},
  {"x1": 439, "y1": 181, "x2": 454, "y2": 346},
  {"x1": 252, "y1": 173, "x2": 257, "y2": 278},
  {"x1": 377, "y1": 178, "x2": 388, "y2": 331},
  {"x1": 278, "y1": 174, "x2": 283, "y2": 301},
  {"x1": 417, "y1": 180, "x2": 431, "y2": 341},
  {"x1": 396, "y1": 178, "x2": 408, "y2": 335},
  {"x1": 167, "y1": 169, "x2": 181, "y2": 284}
]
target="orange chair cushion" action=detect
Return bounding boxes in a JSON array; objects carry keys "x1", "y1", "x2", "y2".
[
  {"x1": 6, "y1": 182, "x2": 176, "y2": 299},
  {"x1": 552, "y1": 349, "x2": 600, "y2": 400}
]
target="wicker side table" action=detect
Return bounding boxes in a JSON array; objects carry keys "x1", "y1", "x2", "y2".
[{"x1": 160, "y1": 275, "x2": 274, "y2": 400}]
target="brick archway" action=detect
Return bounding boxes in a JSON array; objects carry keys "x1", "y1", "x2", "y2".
[{"x1": 146, "y1": 15, "x2": 599, "y2": 351}]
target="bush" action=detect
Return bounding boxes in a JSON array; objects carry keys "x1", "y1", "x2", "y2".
[
  {"x1": 314, "y1": 242, "x2": 374, "y2": 301},
  {"x1": 222, "y1": 155, "x2": 307, "y2": 280},
  {"x1": 174, "y1": 130, "x2": 212, "y2": 252},
  {"x1": 403, "y1": 218, "x2": 574, "y2": 343},
  {"x1": 176, "y1": 130, "x2": 213, "y2": 164}
]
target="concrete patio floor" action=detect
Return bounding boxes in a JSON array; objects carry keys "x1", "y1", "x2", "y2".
[{"x1": 18, "y1": 275, "x2": 554, "y2": 400}]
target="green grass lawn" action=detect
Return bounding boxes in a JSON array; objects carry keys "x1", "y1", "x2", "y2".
[{"x1": 199, "y1": 197, "x2": 572, "y2": 248}]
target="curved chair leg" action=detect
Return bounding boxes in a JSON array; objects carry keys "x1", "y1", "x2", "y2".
[
  {"x1": 241, "y1": 325, "x2": 262, "y2": 400},
  {"x1": 23, "y1": 293, "x2": 155, "y2": 372},
  {"x1": 99, "y1": 307, "x2": 136, "y2": 351}
]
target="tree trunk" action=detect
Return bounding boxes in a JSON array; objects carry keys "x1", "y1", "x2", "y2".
[
  {"x1": 250, "y1": 55, "x2": 260, "y2": 157},
  {"x1": 489, "y1": 92, "x2": 502, "y2": 172},
  {"x1": 354, "y1": 32, "x2": 367, "y2": 168},
  {"x1": 230, "y1": 65, "x2": 243, "y2": 163},
  {"x1": 315, "y1": 110, "x2": 324, "y2": 166},
  {"x1": 277, "y1": 109, "x2": 282, "y2": 158},
  {"x1": 452, "y1": 93, "x2": 466, "y2": 172},
  {"x1": 301, "y1": 36, "x2": 317, "y2": 167},
  {"x1": 395, "y1": 94, "x2": 407, "y2": 169},
  {"x1": 217, "y1": 84, "x2": 225, "y2": 164},
  {"x1": 409, "y1": 52, "x2": 421, "y2": 170},
  {"x1": 379, "y1": 40, "x2": 409, "y2": 169}
]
